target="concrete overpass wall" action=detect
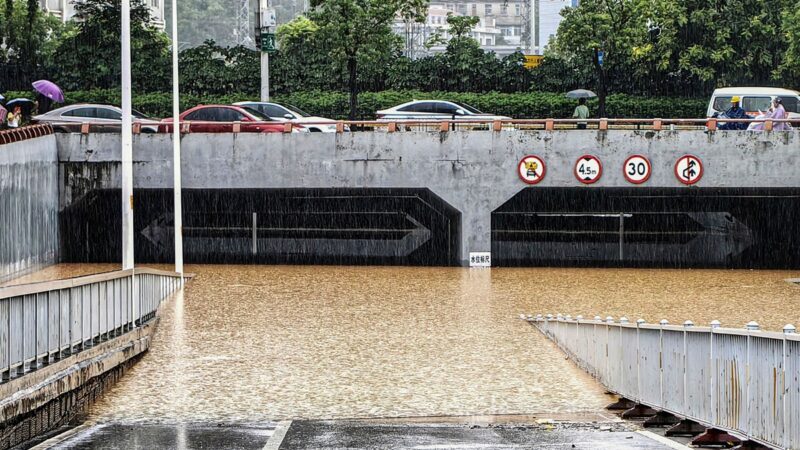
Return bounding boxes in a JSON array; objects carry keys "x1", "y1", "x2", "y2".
[
  {"x1": 57, "y1": 130, "x2": 800, "y2": 263},
  {"x1": 0, "y1": 135, "x2": 59, "y2": 282}
]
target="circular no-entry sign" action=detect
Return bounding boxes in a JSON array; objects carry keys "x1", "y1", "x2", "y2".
[
  {"x1": 674, "y1": 154, "x2": 703, "y2": 185},
  {"x1": 574, "y1": 155, "x2": 602, "y2": 184},
  {"x1": 518, "y1": 155, "x2": 546, "y2": 184},
  {"x1": 623, "y1": 155, "x2": 651, "y2": 184}
]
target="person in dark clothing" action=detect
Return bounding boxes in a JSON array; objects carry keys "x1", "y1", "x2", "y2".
[
  {"x1": 717, "y1": 96, "x2": 751, "y2": 130},
  {"x1": 36, "y1": 93, "x2": 52, "y2": 115}
]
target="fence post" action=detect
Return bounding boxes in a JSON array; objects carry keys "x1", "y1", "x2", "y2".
[
  {"x1": 659, "y1": 319, "x2": 669, "y2": 407},
  {"x1": 782, "y1": 324, "x2": 795, "y2": 448},
  {"x1": 710, "y1": 320, "x2": 721, "y2": 425},
  {"x1": 637, "y1": 319, "x2": 646, "y2": 402},
  {"x1": 683, "y1": 320, "x2": 693, "y2": 413}
]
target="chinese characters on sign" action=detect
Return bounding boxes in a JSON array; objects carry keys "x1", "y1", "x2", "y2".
[{"x1": 469, "y1": 252, "x2": 491, "y2": 268}]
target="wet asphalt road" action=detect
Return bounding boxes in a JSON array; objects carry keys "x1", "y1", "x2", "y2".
[{"x1": 46, "y1": 421, "x2": 681, "y2": 450}]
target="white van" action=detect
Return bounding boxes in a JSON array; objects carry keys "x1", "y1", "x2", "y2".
[{"x1": 707, "y1": 87, "x2": 800, "y2": 119}]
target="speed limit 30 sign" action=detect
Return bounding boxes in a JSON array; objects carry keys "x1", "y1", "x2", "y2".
[
  {"x1": 623, "y1": 155, "x2": 651, "y2": 184},
  {"x1": 574, "y1": 155, "x2": 602, "y2": 184}
]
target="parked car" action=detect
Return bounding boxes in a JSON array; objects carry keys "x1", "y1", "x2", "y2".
[
  {"x1": 32, "y1": 104, "x2": 162, "y2": 132},
  {"x1": 234, "y1": 102, "x2": 347, "y2": 132},
  {"x1": 159, "y1": 105, "x2": 306, "y2": 133},
  {"x1": 707, "y1": 87, "x2": 800, "y2": 119},
  {"x1": 376, "y1": 100, "x2": 511, "y2": 122}
]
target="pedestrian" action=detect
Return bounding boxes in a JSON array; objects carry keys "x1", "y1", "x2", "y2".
[
  {"x1": 718, "y1": 96, "x2": 750, "y2": 130},
  {"x1": 768, "y1": 97, "x2": 790, "y2": 131},
  {"x1": 572, "y1": 98, "x2": 590, "y2": 129},
  {"x1": 7, "y1": 106, "x2": 22, "y2": 128}
]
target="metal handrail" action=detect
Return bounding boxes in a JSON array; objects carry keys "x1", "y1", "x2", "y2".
[
  {"x1": 527, "y1": 314, "x2": 799, "y2": 449},
  {"x1": 0, "y1": 268, "x2": 184, "y2": 382},
  {"x1": 38, "y1": 117, "x2": 800, "y2": 134},
  {"x1": 0, "y1": 124, "x2": 54, "y2": 145}
]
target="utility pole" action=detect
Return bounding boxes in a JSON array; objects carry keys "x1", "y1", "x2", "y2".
[
  {"x1": 171, "y1": 0, "x2": 184, "y2": 278},
  {"x1": 121, "y1": 0, "x2": 134, "y2": 270},
  {"x1": 258, "y1": 0, "x2": 277, "y2": 101}
]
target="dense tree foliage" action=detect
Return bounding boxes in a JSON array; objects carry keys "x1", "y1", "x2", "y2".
[
  {"x1": 52, "y1": 0, "x2": 170, "y2": 91},
  {"x1": 0, "y1": 0, "x2": 63, "y2": 90}
]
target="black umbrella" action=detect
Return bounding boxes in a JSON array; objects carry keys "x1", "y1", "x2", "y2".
[{"x1": 5, "y1": 98, "x2": 35, "y2": 114}]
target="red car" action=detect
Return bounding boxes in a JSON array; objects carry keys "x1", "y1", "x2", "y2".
[{"x1": 160, "y1": 105, "x2": 305, "y2": 133}]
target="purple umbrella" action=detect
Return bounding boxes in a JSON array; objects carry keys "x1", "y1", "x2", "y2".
[{"x1": 32, "y1": 80, "x2": 65, "y2": 103}]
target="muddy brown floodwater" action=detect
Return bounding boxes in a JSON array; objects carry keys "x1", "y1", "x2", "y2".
[{"x1": 7, "y1": 264, "x2": 798, "y2": 423}]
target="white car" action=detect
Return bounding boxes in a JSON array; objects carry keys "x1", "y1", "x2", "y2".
[
  {"x1": 376, "y1": 100, "x2": 511, "y2": 122},
  {"x1": 32, "y1": 104, "x2": 161, "y2": 132},
  {"x1": 707, "y1": 87, "x2": 800, "y2": 119},
  {"x1": 234, "y1": 102, "x2": 343, "y2": 132}
]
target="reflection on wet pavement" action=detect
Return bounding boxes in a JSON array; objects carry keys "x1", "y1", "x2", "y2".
[
  {"x1": 10, "y1": 264, "x2": 797, "y2": 424},
  {"x1": 79, "y1": 265, "x2": 798, "y2": 424}
]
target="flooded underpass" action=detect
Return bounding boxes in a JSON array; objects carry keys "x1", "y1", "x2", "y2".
[{"x1": 14, "y1": 263, "x2": 797, "y2": 427}]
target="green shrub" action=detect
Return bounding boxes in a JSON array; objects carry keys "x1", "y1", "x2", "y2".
[{"x1": 10, "y1": 89, "x2": 707, "y2": 120}]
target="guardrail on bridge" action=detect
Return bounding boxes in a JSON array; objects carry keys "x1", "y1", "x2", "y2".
[
  {"x1": 526, "y1": 314, "x2": 799, "y2": 449},
  {"x1": 0, "y1": 268, "x2": 183, "y2": 382}
]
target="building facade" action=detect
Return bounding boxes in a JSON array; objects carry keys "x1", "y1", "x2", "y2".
[
  {"x1": 394, "y1": 0, "x2": 576, "y2": 58},
  {"x1": 39, "y1": 0, "x2": 166, "y2": 28}
]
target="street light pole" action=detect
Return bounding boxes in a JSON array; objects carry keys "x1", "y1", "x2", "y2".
[
  {"x1": 259, "y1": 0, "x2": 275, "y2": 101},
  {"x1": 121, "y1": 0, "x2": 134, "y2": 270},
  {"x1": 171, "y1": 0, "x2": 184, "y2": 279}
]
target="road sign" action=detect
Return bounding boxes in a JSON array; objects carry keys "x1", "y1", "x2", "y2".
[
  {"x1": 524, "y1": 55, "x2": 543, "y2": 69},
  {"x1": 469, "y1": 252, "x2": 491, "y2": 267},
  {"x1": 518, "y1": 155, "x2": 546, "y2": 184},
  {"x1": 623, "y1": 155, "x2": 651, "y2": 184},
  {"x1": 574, "y1": 155, "x2": 602, "y2": 184},
  {"x1": 261, "y1": 32, "x2": 276, "y2": 53},
  {"x1": 675, "y1": 154, "x2": 703, "y2": 185}
]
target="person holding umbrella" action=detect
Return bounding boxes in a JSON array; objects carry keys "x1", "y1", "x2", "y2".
[
  {"x1": 7, "y1": 105, "x2": 23, "y2": 128},
  {"x1": 32, "y1": 80, "x2": 65, "y2": 115},
  {"x1": 566, "y1": 89, "x2": 596, "y2": 130}
]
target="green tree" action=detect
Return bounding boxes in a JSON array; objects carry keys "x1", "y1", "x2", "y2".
[
  {"x1": 52, "y1": 0, "x2": 170, "y2": 91},
  {"x1": 0, "y1": 0, "x2": 63, "y2": 89},
  {"x1": 553, "y1": 0, "x2": 648, "y2": 116},
  {"x1": 308, "y1": 0, "x2": 427, "y2": 119},
  {"x1": 779, "y1": 6, "x2": 800, "y2": 80}
]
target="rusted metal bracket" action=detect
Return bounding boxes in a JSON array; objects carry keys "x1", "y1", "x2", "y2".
[
  {"x1": 605, "y1": 397, "x2": 636, "y2": 410},
  {"x1": 665, "y1": 419, "x2": 706, "y2": 437},
  {"x1": 620, "y1": 404, "x2": 658, "y2": 419},
  {"x1": 642, "y1": 410, "x2": 680, "y2": 427},
  {"x1": 690, "y1": 428, "x2": 742, "y2": 448}
]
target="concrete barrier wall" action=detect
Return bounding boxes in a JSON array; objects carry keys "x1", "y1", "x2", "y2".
[
  {"x1": 0, "y1": 135, "x2": 59, "y2": 283},
  {"x1": 57, "y1": 130, "x2": 800, "y2": 262}
]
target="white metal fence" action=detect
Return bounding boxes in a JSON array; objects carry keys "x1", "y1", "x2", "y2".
[
  {"x1": 0, "y1": 268, "x2": 183, "y2": 382},
  {"x1": 529, "y1": 314, "x2": 799, "y2": 449}
]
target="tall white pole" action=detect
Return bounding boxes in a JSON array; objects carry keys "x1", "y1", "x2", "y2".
[
  {"x1": 171, "y1": 0, "x2": 184, "y2": 278},
  {"x1": 121, "y1": 0, "x2": 134, "y2": 270},
  {"x1": 260, "y1": 52, "x2": 269, "y2": 101}
]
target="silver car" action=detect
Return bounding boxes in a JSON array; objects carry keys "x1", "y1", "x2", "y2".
[
  {"x1": 33, "y1": 104, "x2": 161, "y2": 132},
  {"x1": 376, "y1": 100, "x2": 511, "y2": 122},
  {"x1": 234, "y1": 102, "x2": 344, "y2": 132}
]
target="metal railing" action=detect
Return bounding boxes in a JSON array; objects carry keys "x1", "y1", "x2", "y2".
[
  {"x1": 0, "y1": 268, "x2": 183, "y2": 382},
  {"x1": 0, "y1": 124, "x2": 54, "y2": 145},
  {"x1": 527, "y1": 314, "x2": 799, "y2": 449},
  {"x1": 38, "y1": 117, "x2": 800, "y2": 135}
]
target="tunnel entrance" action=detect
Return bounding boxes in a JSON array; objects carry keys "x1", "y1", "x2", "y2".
[
  {"x1": 61, "y1": 188, "x2": 460, "y2": 266},
  {"x1": 492, "y1": 188, "x2": 800, "y2": 269}
]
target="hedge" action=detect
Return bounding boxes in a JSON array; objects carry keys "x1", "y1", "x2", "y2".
[{"x1": 5, "y1": 89, "x2": 707, "y2": 120}]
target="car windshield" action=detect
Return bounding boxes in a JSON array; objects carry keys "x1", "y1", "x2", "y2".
[
  {"x1": 286, "y1": 104, "x2": 311, "y2": 117},
  {"x1": 241, "y1": 107, "x2": 272, "y2": 120},
  {"x1": 453, "y1": 102, "x2": 483, "y2": 114}
]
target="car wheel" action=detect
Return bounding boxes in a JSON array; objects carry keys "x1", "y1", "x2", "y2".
[{"x1": 309, "y1": 128, "x2": 322, "y2": 132}]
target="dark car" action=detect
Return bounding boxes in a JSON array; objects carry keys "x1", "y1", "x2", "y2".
[{"x1": 160, "y1": 105, "x2": 307, "y2": 133}]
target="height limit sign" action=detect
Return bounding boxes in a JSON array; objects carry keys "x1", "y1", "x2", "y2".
[
  {"x1": 674, "y1": 154, "x2": 703, "y2": 185},
  {"x1": 574, "y1": 155, "x2": 602, "y2": 184}
]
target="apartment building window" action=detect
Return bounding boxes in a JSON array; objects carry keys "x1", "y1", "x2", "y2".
[
  {"x1": 515, "y1": 4, "x2": 520, "y2": 15},
  {"x1": 457, "y1": 3, "x2": 467, "y2": 14},
  {"x1": 152, "y1": 0, "x2": 158, "y2": 6},
  {"x1": 484, "y1": 3, "x2": 492, "y2": 14},
  {"x1": 501, "y1": 4, "x2": 508, "y2": 14},
  {"x1": 471, "y1": 4, "x2": 477, "y2": 15}
]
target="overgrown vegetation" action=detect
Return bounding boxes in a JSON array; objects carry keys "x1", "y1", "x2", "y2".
[{"x1": 1, "y1": 0, "x2": 798, "y2": 118}]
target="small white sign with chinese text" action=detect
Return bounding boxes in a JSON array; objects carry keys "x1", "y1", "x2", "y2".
[{"x1": 469, "y1": 252, "x2": 491, "y2": 268}]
